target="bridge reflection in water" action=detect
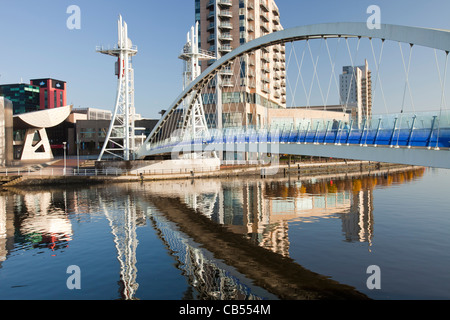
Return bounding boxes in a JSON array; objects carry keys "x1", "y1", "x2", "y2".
[{"x1": 0, "y1": 166, "x2": 425, "y2": 300}]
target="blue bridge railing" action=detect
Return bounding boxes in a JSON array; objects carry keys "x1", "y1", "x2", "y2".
[{"x1": 144, "y1": 111, "x2": 450, "y2": 153}]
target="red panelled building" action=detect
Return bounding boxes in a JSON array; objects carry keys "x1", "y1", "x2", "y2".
[{"x1": 30, "y1": 78, "x2": 67, "y2": 110}]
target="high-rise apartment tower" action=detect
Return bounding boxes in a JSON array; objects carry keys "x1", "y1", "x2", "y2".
[
  {"x1": 195, "y1": 0, "x2": 287, "y2": 130},
  {"x1": 339, "y1": 60, "x2": 372, "y2": 124}
]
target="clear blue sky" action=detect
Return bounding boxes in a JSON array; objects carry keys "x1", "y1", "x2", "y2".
[{"x1": 1, "y1": 0, "x2": 450, "y2": 118}]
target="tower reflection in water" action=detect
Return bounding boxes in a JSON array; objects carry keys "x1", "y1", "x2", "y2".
[{"x1": 0, "y1": 166, "x2": 425, "y2": 300}]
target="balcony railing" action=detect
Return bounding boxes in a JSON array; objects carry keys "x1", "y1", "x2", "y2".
[
  {"x1": 219, "y1": 10, "x2": 233, "y2": 18},
  {"x1": 219, "y1": 33, "x2": 233, "y2": 41},
  {"x1": 218, "y1": 0, "x2": 232, "y2": 6},
  {"x1": 260, "y1": 0, "x2": 269, "y2": 12},
  {"x1": 219, "y1": 22, "x2": 233, "y2": 30},
  {"x1": 219, "y1": 45, "x2": 233, "y2": 52}
]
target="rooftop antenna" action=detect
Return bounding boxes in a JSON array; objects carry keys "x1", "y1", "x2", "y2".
[{"x1": 96, "y1": 15, "x2": 138, "y2": 161}]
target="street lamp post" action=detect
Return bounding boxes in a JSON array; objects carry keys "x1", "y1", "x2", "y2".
[
  {"x1": 76, "y1": 133, "x2": 80, "y2": 173},
  {"x1": 63, "y1": 142, "x2": 67, "y2": 176}
]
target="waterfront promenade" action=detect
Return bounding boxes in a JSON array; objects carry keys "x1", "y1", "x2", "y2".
[{"x1": 0, "y1": 156, "x2": 420, "y2": 187}]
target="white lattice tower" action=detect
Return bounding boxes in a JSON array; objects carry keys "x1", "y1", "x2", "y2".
[
  {"x1": 97, "y1": 15, "x2": 137, "y2": 161},
  {"x1": 179, "y1": 22, "x2": 216, "y2": 139}
]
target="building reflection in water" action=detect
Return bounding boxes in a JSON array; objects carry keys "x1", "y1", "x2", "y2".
[
  {"x1": 0, "y1": 189, "x2": 73, "y2": 257},
  {"x1": 0, "y1": 166, "x2": 425, "y2": 300},
  {"x1": 151, "y1": 167, "x2": 426, "y2": 257}
]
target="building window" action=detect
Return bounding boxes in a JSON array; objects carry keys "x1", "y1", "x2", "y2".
[
  {"x1": 60, "y1": 92, "x2": 63, "y2": 106},
  {"x1": 44, "y1": 90, "x2": 48, "y2": 108},
  {"x1": 54, "y1": 91, "x2": 57, "y2": 107}
]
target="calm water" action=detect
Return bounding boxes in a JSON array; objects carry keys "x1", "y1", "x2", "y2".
[{"x1": 0, "y1": 166, "x2": 449, "y2": 300}]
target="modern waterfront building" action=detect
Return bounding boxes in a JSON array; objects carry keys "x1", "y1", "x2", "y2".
[
  {"x1": 30, "y1": 78, "x2": 67, "y2": 110},
  {"x1": 196, "y1": 0, "x2": 287, "y2": 129},
  {"x1": 0, "y1": 83, "x2": 41, "y2": 115},
  {"x1": 0, "y1": 78, "x2": 67, "y2": 115},
  {"x1": 13, "y1": 105, "x2": 72, "y2": 161},
  {"x1": 339, "y1": 60, "x2": 372, "y2": 124},
  {"x1": 71, "y1": 107, "x2": 112, "y2": 121},
  {"x1": 74, "y1": 118, "x2": 158, "y2": 157}
]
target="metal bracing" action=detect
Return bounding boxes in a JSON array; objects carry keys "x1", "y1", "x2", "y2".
[
  {"x1": 97, "y1": 15, "x2": 138, "y2": 161},
  {"x1": 179, "y1": 22, "x2": 216, "y2": 139}
]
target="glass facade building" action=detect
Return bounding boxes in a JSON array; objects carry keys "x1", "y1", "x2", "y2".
[{"x1": 0, "y1": 84, "x2": 40, "y2": 115}]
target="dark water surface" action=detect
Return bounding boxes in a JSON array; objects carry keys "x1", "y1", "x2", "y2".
[{"x1": 0, "y1": 166, "x2": 449, "y2": 300}]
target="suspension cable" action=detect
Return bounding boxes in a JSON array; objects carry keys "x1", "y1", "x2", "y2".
[{"x1": 436, "y1": 50, "x2": 449, "y2": 150}]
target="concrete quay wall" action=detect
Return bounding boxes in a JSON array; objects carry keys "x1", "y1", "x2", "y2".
[{"x1": 0, "y1": 160, "x2": 418, "y2": 187}]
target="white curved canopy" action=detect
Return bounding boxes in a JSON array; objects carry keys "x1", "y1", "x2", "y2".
[{"x1": 13, "y1": 105, "x2": 72, "y2": 129}]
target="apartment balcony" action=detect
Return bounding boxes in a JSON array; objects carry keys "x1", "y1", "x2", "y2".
[
  {"x1": 248, "y1": 58, "x2": 255, "y2": 66},
  {"x1": 219, "y1": 10, "x2": 233, "y2": 18},
  {"x1": 260, "y1": 0, "x2": 269, "y2": 12},
  {"x1": 272, "y1": 7, "x2": 280, "y2": 16},
  {"x1": 208, "y1": 11, "x2": 215, "y2": 20},
  {"x1": 221, "y1": 67, "x2": 234, "y2": 76},
  {"x1": 261, "y1": 75, "x2": 270, "y2": 83},
  {"x1": 273, "y1": 72, "x2": 280, "y2": 80},
  {"x1": 261, "y1": 85, "x2": 270, "y2": 94},
  {"x1": 207, "y1": 0, "x2": 215, "y2": 8},
  {"x1": 273, "y1": 53, "x2": 280, "y2": 61},
  {"x1": 261, "y1": 65, "x2": 270, "y2": 73},
  {"x1": 260, "y1": 12, "x2": 269, "y2": 22},
  {"x1": 219, "y1": 45, "x2": 233, "y2": 53},
  {"x1": 261, "y1": 53, "x2": 270, "y2": 62},
  {"x1": 219, "y1": 33, "x2": 233, "y2": 41},
  {"x1": 273, "y1": 91, "x2": 281, "y2": 99},
  {"x1": 247, "y1": 13, "x2": 255, "y2": 21},
  {"x1": 221, "y1": 79, "x2": 234, "y2": 87},
  {"x1": 273, "y1": 25, "x2": 283, "y2": 32},
  {"x1": 249, "y1": 80, "x2": 256, "y2": 89},
  {"x1": 219, "y1": 22, "x2": 233, "y2": 30},
  {"x1": 247, "y1": 24, "x2": 254, "y2": 32},
  {"x1": 248, "y1": 70, "x2": 256, "y2": 78},
  {"x1": 273, "y1": 17, "x2": 280, "y2": 25},
  {"x1": 248, "y1": 1, "x2": 254, "y2": 10},
  {"x1": 260, "y1": 23, "x2": 269, "y2": 33},
  {"x1": 218, "y1": 0, "x2": 232, "y2": 7}
]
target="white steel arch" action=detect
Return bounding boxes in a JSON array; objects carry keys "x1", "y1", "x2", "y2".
[{"x1": 137, "y1": 22, "x2": 450, "y2": 159}]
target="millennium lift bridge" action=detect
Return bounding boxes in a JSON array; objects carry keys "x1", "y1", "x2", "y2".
[{"x1": 98, "y1": 18, "x2": 450, "y2": 169}]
